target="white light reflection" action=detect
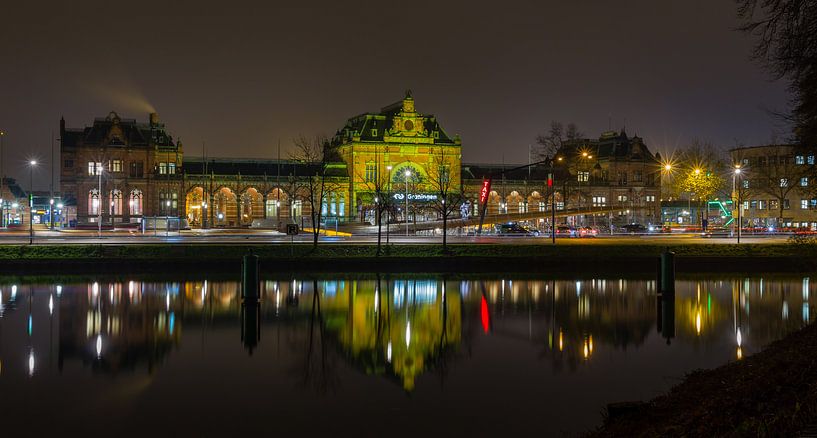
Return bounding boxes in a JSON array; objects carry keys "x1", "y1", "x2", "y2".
[
  {"x1": 405, "y1": 321, "x2": 411, "y2": 348},
  {"x1": 11, "y1": 285, "x2": 17, "y2": 299},
  {"x1": 56, "y1": 285, "x2": 62, "y2": 296},
  {"x1": 96, "y1": 334, "x2": 102, "y2": 358},
  {"x1": 48, "y1": 295, "x2": 53, "y2": 315},
  {"x1": 736, "y1": 329, "x2": 742, "y2": 347},
  {"x1": 387, "y1": 341, "x2": 392, "y2": 363},
  {"x1": 166, "y1": 293, "x2": 170, "y2": 311},
  {"x1": 28, "y1": 350, "x2": 34, "y2": 376},
  {"x1": 92, "y1": 282, "x2": 99, "y2": 297}
]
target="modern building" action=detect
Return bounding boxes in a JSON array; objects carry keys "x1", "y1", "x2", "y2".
[{"x1": 729, "y1": 144, "x2": 817, "y2": 229}]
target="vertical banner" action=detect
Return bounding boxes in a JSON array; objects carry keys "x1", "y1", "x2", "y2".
[{"x1": 477, "y1": 177, "x2": 492, "y2": 235}]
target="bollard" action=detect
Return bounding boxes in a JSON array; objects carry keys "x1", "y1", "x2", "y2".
[
  {"x1": 242, "y1": 253, "x2": 260, "y2": 301},
  {"x1": 660, "y1": 250, "x2": 676, "y2": 295}
]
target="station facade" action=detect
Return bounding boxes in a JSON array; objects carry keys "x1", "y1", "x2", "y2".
[{"x1": 59, "y1": 94, "x2": 662, "y2": 229}]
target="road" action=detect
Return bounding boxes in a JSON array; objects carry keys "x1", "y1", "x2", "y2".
[{"x1": 0, "y1": 228, "x2": 791, "y2": 245}]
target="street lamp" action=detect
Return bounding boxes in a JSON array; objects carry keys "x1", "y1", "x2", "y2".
[
  {"x1": 386, "y1": 165, "x2": 393, "y2": 244},
  {"x1": 733, "y1": 166, "x2": 742, "y2": 243},
  {"x1": 404, "y1": 169, "x2": 411, "y2": 236},
  {"x1": 49, "y1": 198, "x2": 54, "y2": 230},
  {"x1": 28, "y1": 160, "x2": 37, "y2": 244}
]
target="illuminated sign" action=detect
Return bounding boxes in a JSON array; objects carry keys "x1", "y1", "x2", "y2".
[
  {"x1": 547, "y1": 172, "x2": 553, "y2": 188},
  {"x1": 392, "y1": 193, "x2": 438, "y2": 201},
  {"x1": 479, "y1": 178, "x2": 491, "y2": 205}
]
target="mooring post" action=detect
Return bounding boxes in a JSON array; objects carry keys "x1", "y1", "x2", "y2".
[
  {"x1": 660, "y1": 250, "x2": 675, "y2": 295},
  {"x1": 242, "y1": 252, "x2": 260, "y2": 301}
]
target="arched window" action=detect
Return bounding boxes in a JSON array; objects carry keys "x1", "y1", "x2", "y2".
[
  {"x1": 110, "y1": 189, "x2": 122, "y2": 216},
  {"x1": 88, "y1": 189, "x2": 100, "y2": 215},
  {"x1": 129, "y1": 189, "x2": 143, "y2": 216}
]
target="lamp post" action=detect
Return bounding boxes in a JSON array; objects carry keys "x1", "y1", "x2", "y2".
[
  {"x1": 49, "y1": 199, "x2": 54, "y2": 230},
  {"x1": 386, "y1": 165, "x2": 392, "y2": 244},
  {"x1": 97, "y1": 164, "x2": 103, "y2": 238},
  {"x1": 166, "y1": 200, "x2": 171, "y2": 237},
  {"x1": 404, "y1": 169, "x2": 411, "y2": 237},
  {"x1": 733, "y1": 166, "x2": 742, "y2": 243},
  {"x1": 28, "y1": 160, "x2": 37, "y2": 245}
]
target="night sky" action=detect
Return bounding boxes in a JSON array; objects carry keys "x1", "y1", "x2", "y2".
[{"x1": 1, "y1": 1, "x2": 789, "y2": 188}]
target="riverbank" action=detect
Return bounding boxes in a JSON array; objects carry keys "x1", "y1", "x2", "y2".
[
  {"x1": 1, "y1": 242, "x2": 817, "y2": 273},
  {"x1": 591, "y1": 320, "x2": 817, "y2": 437}
]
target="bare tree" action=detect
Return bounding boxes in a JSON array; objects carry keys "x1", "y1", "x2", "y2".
[
  {"x1": 739, "y1": 149, "x2": 808, "y2": 226},
  {"x1": 355, "y1": 147, "x2": 392, "y2": 254},
  {"x1": 737, "y1": 0, "x2": 817, "y2": 145},
  {"x1": 535, "y1": 121, "x2": 584, "y2": 159},
  {"x1": 290, "y1": 135, "x2": 338, "y2": 248},
  {"x1": 426, "y1": 147, "x2": 464, "y2": 251}
]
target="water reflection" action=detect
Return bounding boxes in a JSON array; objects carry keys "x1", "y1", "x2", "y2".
[{"x1": 0, "y1": 275, "x2": 813, "y2": 432}]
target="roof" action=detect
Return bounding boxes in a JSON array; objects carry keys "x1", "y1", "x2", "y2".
[
  {"x1": 461, "y1": 163, "x2": 552, "y2": 181},
  {"x1": 182, "y1": 157, "x2": 349, "y2": 178},
  {"x1": 332, "y1": 93, "x2": 460, "y2": 147},
  {"x1": 558, "y1": 129, "x2": 658, "y2": 163},
  {"x1": 61, "y1": 111, "x2": 178, "y2": 150}
]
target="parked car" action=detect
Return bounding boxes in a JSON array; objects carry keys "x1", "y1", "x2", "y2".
[
  {"x1": 555, "y1": 225, "x2": 577, "y2": 237},
  {"x1": 621, "y1": 223, "x2": 647, "y2": 234},
  {"x1": 498, "y1": 222, "x2": 540, "y2": 236},
  {"x1": 578, "y1": 226, "x2": 598, "y2": 237}
]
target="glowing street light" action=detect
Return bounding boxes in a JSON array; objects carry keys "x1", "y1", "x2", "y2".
[{"x1": 27, "y1": 160, "x2": 37, "y2": 245}]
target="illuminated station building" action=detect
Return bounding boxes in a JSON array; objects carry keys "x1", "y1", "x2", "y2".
[{"x1": 59, "y1": 92, "x2": 661, "y2": 229}]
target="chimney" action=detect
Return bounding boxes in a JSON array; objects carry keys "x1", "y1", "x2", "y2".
[{"x1": 149, "y1": 112, "x2": 159, "y2": 126}]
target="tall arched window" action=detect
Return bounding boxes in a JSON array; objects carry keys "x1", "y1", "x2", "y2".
[
  {"x1": 88, "y1": 189, "x2": 100, "y2": 215},
  {"x1": 129, "y1": 189, "x2": 143, "y2": 216},
  {"x1": 110, "y1": 189, "x2": 122, "y2": 216}
]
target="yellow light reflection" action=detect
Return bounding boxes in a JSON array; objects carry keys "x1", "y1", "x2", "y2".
[
  {"x1": 695, "y1": 310, "x2": 701, "y2": 335},
  {"x1": 558, "y1": 329, "x2": 564, "y2": 352}
]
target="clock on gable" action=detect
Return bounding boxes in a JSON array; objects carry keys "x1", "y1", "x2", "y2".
[{"x1": 403, "y1": 119, "x2": 414, "y2": 131}]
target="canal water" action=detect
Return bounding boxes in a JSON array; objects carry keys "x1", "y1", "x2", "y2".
[{"x1": 0, "y1": 275, "x2": 812, "y2": 435}]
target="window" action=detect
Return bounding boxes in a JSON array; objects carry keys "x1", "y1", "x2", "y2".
[
  {"x1": 556, "y1": 201, "x2": 564, "y2": 211},
  {"x1": 751, "y1": 200, "x2": 758, "y2": 209},
  {"x1": 364, "y1": 163, "x2": 376, "y2": 182},
  {"x1": 371, "y1": 129, "x2": 378, "y2": 137},
  {"x1": 742, "y1": 158, "x2": 749, "y2": 166},
  {"x1": 784, "y1": 199, "x2": 791, "y2": 209},
  {"x1": 88, "y1": 189, "x2": 100, "y2": 215},
  {"x1": 796, "y1": 155, "x2": 805, "y2": 165},
  {"x1": 433, "y1": 131, "x2": 440, "y2": 139},
  {"x1": 159, "y1": 162, "x2": 167, "y2": 174},
  {"x1": 617, "y1": 172, "x2": 627, "y2": 185},
  {"x1": 634, "y1": 171, "x2": 642, "y2": 182},
  {"x1": 811, "y1": 199, "x2": 817, "y2": 209},
  {"x1": 646, "y1": 195, "x2": 656, "y2": 202},
  {"x1": 439, "y1": 165, "x2": 450, "y2": 183},
  {"x1": 780, "y1": 178, "x2": 789, "y2": 188},
  {"x1": 802, "y1": 199, "x2": 809, "y2": 210},
  {"x1": 88, "y1": 161, "x2": 102, "y2": 176},
  {"x1": 770, "y1": 199, "x2": 779, "y2": 210},
  {"x1": 758, "y1": 200, "x2": 766, "y2": 210},
  {"x1": 168, "y1": 163, "x2": 176, "y2": 174},
  {"x1": 64, "y1": 159, "x2": 74, "y2": 169},
  {"x1": 129, "y1": 189, "x2": 143, "y2": 215},
  {"x1": 159, "y1": 191, "x2": 178, "y2": 215},
  {"x1": 577, "y1": 171, "x2": 590, "y2": 182},
  {"x1": 592, "y1": 196, "x2": 606, "y2": 207},
  {"x1": 809, "y1": 155, "x2": 815, "y2": 165},
  {"x1": 111, "y1": 159, "x2": 123, "y2": 172},
  {"x1": 129, "y1": 161, "x2": 144, "y2": 178},
  {"x1": 802, "y1": 177, "x2": 809, "y2": 187},
  {"x1": 742, "y1": 180, "x2": 749, "y2": 189},
  {"x1": 743, "y1": 201, "x2": 749, "y2": 210},
  {"x1": 110, "y1": 190, "x2": 122, "y2": 215},
  {"x1": 617, "y1": 195, "x2": 628, "y2": 202}
]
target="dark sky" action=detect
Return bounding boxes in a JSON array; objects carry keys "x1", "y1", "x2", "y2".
[{"x1": 1, "y1": 0, "x2": 789, "y2": 189}]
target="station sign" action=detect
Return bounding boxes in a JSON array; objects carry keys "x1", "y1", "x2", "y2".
[{"x1": 392, "y1": 193, "x2": 438, "y2": 201}]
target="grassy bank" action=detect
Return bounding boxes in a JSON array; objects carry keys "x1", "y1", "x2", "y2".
[
  {"x1": 1, "y1": 242, "x2": 817, "y2": 273},
  {"x1": 591, "y1": 321, "x2": 817, "y2": 437}
]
